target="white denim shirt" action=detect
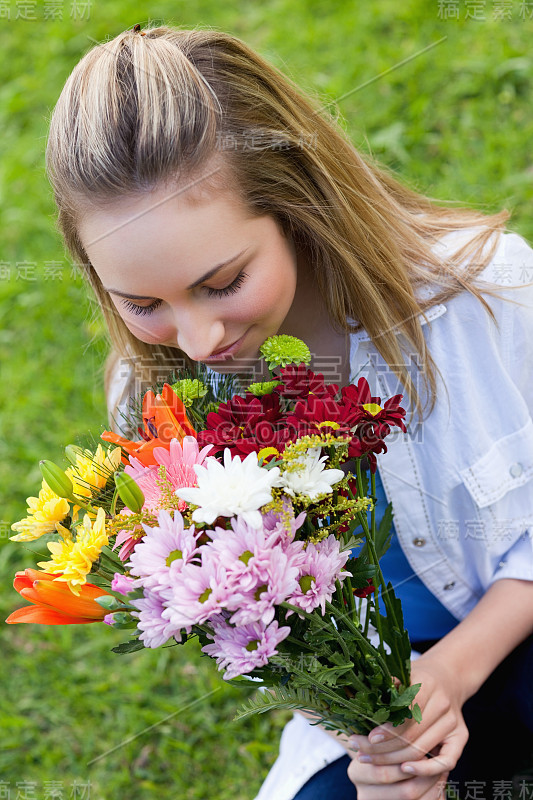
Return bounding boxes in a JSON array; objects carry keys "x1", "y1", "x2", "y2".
[
  {"x1": 104, "y1": 228, "x2": 533, "y2": 800},
  {"x1": 254, "y1": 227, "x2": 533, "y2": 800}
]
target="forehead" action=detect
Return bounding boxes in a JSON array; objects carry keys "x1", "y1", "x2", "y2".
[{"x1": 77, "y1": 180, "x2": 260, "y2": 294}]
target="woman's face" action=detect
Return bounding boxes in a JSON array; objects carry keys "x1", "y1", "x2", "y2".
[{"x1": 78, "y1": 180, "x2": 299, "y2": 369}]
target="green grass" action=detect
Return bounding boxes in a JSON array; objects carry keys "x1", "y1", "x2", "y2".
[{"x1": 1, "y1": 2, "x2": 532, "y2": 798}]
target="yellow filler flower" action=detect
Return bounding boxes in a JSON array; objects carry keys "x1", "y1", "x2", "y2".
[
  {"x1": 37, "y1": 507, "x2": 109, "y2": 595},
  {"x1": 66, "y1": 444, "x2": 122, "y2": 500},
  {"x1": 10, "y1": 480, "x2": 70, "y2": 542}
]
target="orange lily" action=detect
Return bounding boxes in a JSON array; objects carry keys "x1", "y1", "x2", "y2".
[
  {"x1": 6, "y1": 568, "x2": 111, "y2": 625},
  {"x1": 101, "y1": 383, "x2": 196, "y2": 467}
]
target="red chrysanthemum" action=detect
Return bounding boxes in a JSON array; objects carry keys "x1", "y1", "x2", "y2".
[
  {"x1": 197, "y1": 393, "x2": 294, "y2": 458},
  {"x1": 274, "y1": 364, "x2": 339, "y2": 402}
]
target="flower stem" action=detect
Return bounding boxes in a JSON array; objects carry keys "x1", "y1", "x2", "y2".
[{"x1": 354, "y1": 461, "x2": 387, "y2": 665}]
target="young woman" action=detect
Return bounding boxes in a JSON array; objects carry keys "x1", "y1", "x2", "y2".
[{"x1": 45, "y1": 24, "x2": 533, "y2": 799}]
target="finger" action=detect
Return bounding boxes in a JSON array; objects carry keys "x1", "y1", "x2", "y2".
[
  {"x1": 350, "y1": 725, "x2": 424, "y2": 757},
  {"x1": 348, "y1": 759, "x2": 420, "y2": 786},
  {"x1": 400, "y1": 730, "x2": 468, "y2": 778},
  {"x1": 350, "y1": 725, "x2": 415, "y2": 755},
  {"x1": 355, "y1": 712, "x2": 458, "y2": 767},
  {"x1": 352, "y1": 693, "x2": 453, "y2": 756},
  {"x1": 347, "y1": 770, "x2": 442, "y2": 800}
]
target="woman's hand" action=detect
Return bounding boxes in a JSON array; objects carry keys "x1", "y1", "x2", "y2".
[{"x1": 346, "y1": 653, "x2": 469, "y2": 799}]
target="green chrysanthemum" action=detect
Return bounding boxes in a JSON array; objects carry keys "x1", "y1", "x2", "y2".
[
  {"x1": 247, "y1": 380, "x2": 281, "y2": 397},
  {"x1": 259, "y1": 335, "x2": 311, "y2": 370},
  {"x1": 170, "y1": 378, "x2": 208, "y2": 407}
]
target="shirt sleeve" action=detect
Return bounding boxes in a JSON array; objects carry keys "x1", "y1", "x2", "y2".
[
  {"x1": 488, "y1": 231, "x2": 533, "y2": 585},
  {"x1": 502, "y1": 231, "x2": 533, "y2": 410}
]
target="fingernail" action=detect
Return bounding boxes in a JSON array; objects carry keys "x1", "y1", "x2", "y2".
[
  {"x1": 369, "y1": 733, "x2": 384, "y2": 744},
  {"x1": 358, "y1": 754, "x2": 372, "y2": 763},
  {"x1": 402, "y1": 765, "x2": 416, "y2": 774},
  {"x1": 348, "y1": 736, "x2": 359, "y2": 751}
]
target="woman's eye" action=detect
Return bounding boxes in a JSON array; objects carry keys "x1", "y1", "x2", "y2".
[
  {"x1": 205, "y1": 270, "x2": 248, "y2": 298},
  {"x1": 119, "y1": 269, "x2": 249, "y2": 315},
  {"x1": 120, "y1": 298, "x2": 163, "y2": 316}
]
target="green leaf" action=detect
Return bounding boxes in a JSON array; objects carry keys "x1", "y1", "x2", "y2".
[
  {"x1": 389, "y1": 683, "x2": 422, "y2": 709},
  {"x1": 411, "y1": 703, "x2": 423, "y2": 724},
  {"x1": 111, "y1": 638, "x2": 145, "y2": 654},
  {"x1": 234, "y1": 685, "x2": 329, "y2": 722},
  {"x1": 375, "y1": 502, "x2": 394, "y2": 559},
  {"x1": 371, "y1": 708, "x2": 390, "y2": 725},
  {"x1": 340, "y1": 534, "x2": 364, "y2": 553}
]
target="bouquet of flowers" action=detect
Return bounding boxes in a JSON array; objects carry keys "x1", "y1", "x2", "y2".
[{"x1": 7, "y1": 335, "x2": 421, "y2": 737}]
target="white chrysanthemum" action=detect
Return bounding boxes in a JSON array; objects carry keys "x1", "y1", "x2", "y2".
[
  {"x1": 175, "y1": 449, "x2": 280, "y2": 529},
  {"x1": 278, "y1": 447, "x2": 344, "y2": 500}
]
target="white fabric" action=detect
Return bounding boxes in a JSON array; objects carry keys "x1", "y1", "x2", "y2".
[
  {"x1": 103, "y1": 228, "x2": 533, "y2": 798},
  {"x1": 254, "y1": 227, "x2": 533, "y2": 799}
]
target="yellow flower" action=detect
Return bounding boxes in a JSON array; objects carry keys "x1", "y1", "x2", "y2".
[
  {"x1": 67, "y1": 445, "x2": 122, "y2": 500},
  {"x1": 362, "y1": 403, "x2": 382, "y2": 416},
  {"x1": 10, "y1": 480, "x2": 70, "y2": 542},
  {"x1": 37, "y1": 507, "x2": 109, "y2": 595}
]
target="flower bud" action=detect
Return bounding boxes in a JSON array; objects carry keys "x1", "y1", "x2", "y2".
[
  {"x1": 40, "y1": 460, "x2": 75, "y2": 500},
  {"x1": 94, "y1": 594, "x2": 123, "y2": 611},
  {"x1": 114, "y1": 472, "x2": 145, "y2": 513},
  {"x1": 64, "y1": 445, "x2": 84, "y2": 465}
]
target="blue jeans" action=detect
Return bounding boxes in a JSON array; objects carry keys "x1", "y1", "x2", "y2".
[{"x1": 292, "y1": 635, "x2": 533, "y2": 799}]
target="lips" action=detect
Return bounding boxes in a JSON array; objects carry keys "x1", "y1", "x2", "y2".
[{"x1": 203, "y1": 331, "x2": 248, "y2": 361}]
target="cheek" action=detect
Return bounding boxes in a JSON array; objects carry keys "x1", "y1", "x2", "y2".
[
  {"x1": 110, "y1": 296, "x2": 175, "y2": 345},
  {"x1": 232, "y1": 265, "x2": 296, "y2": 322},
  {"x1": 119, "y1": 313, "x2": 175, "y2": 345},
  {"x1": 125, "y1": 319, "x2": 174, "y2": 344}
]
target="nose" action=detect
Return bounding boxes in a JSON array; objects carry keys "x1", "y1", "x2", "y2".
[{"x1": 175, "y1": 308, "x2": 226, "y2": 362}]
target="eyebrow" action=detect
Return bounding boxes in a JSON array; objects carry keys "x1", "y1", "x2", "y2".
[{"x1": 104, "y1": 247, "x2": 250, "y2": 299}]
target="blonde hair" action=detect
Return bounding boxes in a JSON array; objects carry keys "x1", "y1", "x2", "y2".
[{"x1": 45, "y1": 23, "x2": 514, "y2": 428}]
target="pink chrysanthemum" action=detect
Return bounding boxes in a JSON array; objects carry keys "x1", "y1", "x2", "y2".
[
  {"x1": 112, "y1": 517, "x2": 143, "y2": 561},
  {"x1": 130, "y1": 588, "x2": 189, "y2": 648},
  {"x1": 160, "y1": 552, "x2": 233, "y2": 628},
  {"x1": 202, "y1": 618, "x2": 291, "y2": 680},
  {"x1": 111, "y1": 572, "x2": 136, "y2": 595},
  {"x1": 127, "y1": 509, "x2": 201, "y2": 591},
  {"x1": 286, "y1": 534, "x2": 351, "y2": 615},
  {"x1": 206, "y1": 516, "x2": 281, "y2": 593},
  {"x1": 125, "y1": 436, "x2": 213, "y2": 513},
  {"x1": 227, "y1": 543, "x2": 303, "y2": 626},
  {"x1": 262, "y1": 499, "x2": 307, "y2": 545}
]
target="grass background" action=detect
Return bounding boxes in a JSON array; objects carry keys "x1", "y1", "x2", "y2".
[{"x1": 1, "y1": 1, "x2": 532, "y2": 798}]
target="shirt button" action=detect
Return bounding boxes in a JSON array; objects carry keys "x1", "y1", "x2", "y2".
[
  {"x1": 509, "y1": 463, "x2": 523, "y2": 478},
  {"x1": 443, "y1": 582, "x2": 455, "y2": 590},
  {"x1": 412, "y1": 537, "x2": 426, "y2": 547}
]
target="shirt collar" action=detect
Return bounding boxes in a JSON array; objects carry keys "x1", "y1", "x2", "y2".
[{"x1": 350, "y1": 301, "x2": 448, "y2": 344}]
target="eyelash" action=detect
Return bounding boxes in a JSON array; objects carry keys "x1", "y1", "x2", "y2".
[
  {"x1": 205, "y1": 270, "x2": 248, "y2": 298},
  {"x1": 121, "y1": 298, "x2": 163, "y2": 316},
  {"x1": 120, "y1": 270, "x2": 249, "y2": 316}
]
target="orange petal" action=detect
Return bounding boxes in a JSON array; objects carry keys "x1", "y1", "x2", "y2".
[
  {"x1": 153, "y1": 395, "x2": 187, "y2": 444},
  {"x1": 32, "y1": 580, "x2": 109, "y2": 619},
  {"x1": 6, "y1": 605, "x2": 100, "y2": 624},
  {"x1": 13, "y1": 575, "x2": 33, "y2": 594},
  {"x1": 14, "y1": 570, "x2": 59, "y2": 596},
  {"x1": 74, "y1": 581, "x2": 113, "y2": 601},
  {"x1": 125, "y1": 438, "x2": 167, "y2": 467},
  {"x1": 100, "y1": 432, "x2": 140, "y2": 465},
  {"x1": 15, "y1": 568, "x2": 59, "y2": 586},
  {"x1": 19, "y1": 586, "x2": 43, "y2": 605},
  {"x1": 161, "y1": 384, "x2": 196, "y2": 437}
]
